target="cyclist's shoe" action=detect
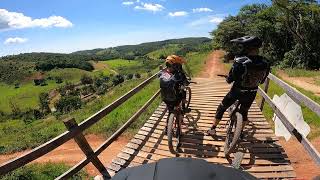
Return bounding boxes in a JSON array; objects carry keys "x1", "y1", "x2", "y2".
[
  {"x1": 207, "y1": 127, "x2": 216, "y2": 136},
  {"x1": 183, "y1": 107, "x2": 191, "y2": 113}
]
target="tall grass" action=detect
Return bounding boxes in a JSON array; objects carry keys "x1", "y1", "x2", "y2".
[
  {"x1": 283, "y1": 68, "x2": 320, "y2": 77},
  {"x1": 185, "y1": 51, "x2": 210, "y2": 77},
  {"x1": 1, "y1": 163, "x2": 89, "y2": 180}
]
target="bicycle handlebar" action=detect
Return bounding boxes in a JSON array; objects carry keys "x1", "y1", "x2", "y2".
[{"x1": 217, "y1": 74, "x2": 228, "y2": 78}]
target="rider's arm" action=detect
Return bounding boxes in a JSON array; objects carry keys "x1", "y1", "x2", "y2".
[
  {"x1": 226, "y1": 66, "x2": 234, "y2": 84},
  {"x1": 261, "y1": 60, "x2": 271, "y2": 84},
  {"x1": 227, "y1": 62, "x2": 245, "y2": 84}
]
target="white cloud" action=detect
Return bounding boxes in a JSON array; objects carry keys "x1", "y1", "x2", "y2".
[
  {"x1": 134, "y1": 3, "x2": 165, "y2": 12},
  {"x1": 192, "y1": 8, "x2": 213, "y2": 13},
  {"x1": 188, "y1": 15, "x2": 225, "y2": 27},
  {"x1": 122, "y1": 1, "x2": 134, "y2": 5},
  {"x1": 4, "y1": 37, "x2": 28, "y2": 45},
  {"x1": 168, "y1": 11, "x2": 188, "y2": 17},
  {"x1": 209, "y1": 17, "x2": 224, "y2": 24},
  {"x1": 0, "y1": 9, "x2": 73, "y2": 30}
]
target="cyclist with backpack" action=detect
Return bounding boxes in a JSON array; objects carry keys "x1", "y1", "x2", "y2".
[
  {"x1": 207, "y1": 36, "x2": 271, "y2": 136},
  {"x1": 159, "y1": 55, "x2": 191, "y2": 113}
]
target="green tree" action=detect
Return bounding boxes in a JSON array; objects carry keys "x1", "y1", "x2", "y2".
[{"x1": 39, "y1": 92, "x2": 50, "y2": 114}]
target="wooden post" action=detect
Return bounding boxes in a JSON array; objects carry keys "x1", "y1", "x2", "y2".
[
  {"x1": 259, "y1": 77, "x2": 270, "y2": 111},
  {"x1": 63, "y1": 118, "x2": 111, "y2": 179}
]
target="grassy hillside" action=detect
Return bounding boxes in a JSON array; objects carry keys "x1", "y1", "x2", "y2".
[
  {"x1": 73, "y1": 37, "x2": 211, "y2": 58},
  {"x1": 0, "y1": 49, "x2": 210, "y2": 154},
  {"x1": 147, "y1": 44, "x2": 181, "y2": 59}
]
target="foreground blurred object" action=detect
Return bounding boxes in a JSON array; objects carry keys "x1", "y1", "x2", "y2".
[{"x1": 111, "y1": 158, "x2": 257, "y2": 180}]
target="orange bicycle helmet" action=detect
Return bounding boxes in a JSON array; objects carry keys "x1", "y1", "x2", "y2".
[{"x1": 165, "y1": 55, "x2": 186, "y2": 65}]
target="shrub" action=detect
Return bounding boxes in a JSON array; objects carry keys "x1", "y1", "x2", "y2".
[
  {"x1": 22, "y1": 109, "x2": 42, "y2": 124},
  {"x1": 126, "y1": 74, "x2": 133, "y2": 80},
  {"x1": 14, "y1": 83, "x2": 20, "y2": 89},
  {"x1": 80, "y1": 74, "x2": 93, "y2": 85},
  {"x1": 81, "y1": 85, "x2": 95, "y2": 96},
  {"x1": 96, "y1": 83, "x2": 109, "y2": 95},
  {"x1": 55, "y1": 77, "x2": 63, "y2": 84},
  {"x1": 55, "y1": 95, "x2": 82, "y2": 113},
  {"x1": 34, "y1": 79, "x2": 45, "y2": 86},
  {"x1": 9, "y1": 99, "x2": 22, "y2": 118},
  {"x1": 39, "y1": 92, "x2": 50, "y2": 114},
  {"x1": 112, "y1": 74, "x2": 125, "y2": 86},
  {"x1": 94, "y1": 77, "x2": 104, "y2": 87},
  {"x1": 135, "y1": 73, "x2": 141, "y2": 79}
]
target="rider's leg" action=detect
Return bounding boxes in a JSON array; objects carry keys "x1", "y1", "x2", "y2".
[
  {"x1": 181, "y1": 90, "x2": 191, "y2": 113},
  {"x1": 238, "y1": 91, "x2": 257, "y2": 138},
  {"x1": 207, "y1": 89, "x2": 237, "y2": 135}
]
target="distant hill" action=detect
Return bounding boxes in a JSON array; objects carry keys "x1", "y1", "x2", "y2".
[
  {"x1": 0, "y1": 37, "x2": 212, "y2": 83},
  {"x1": 72, "y1": 37, "x2": 211, "y2": 59}
]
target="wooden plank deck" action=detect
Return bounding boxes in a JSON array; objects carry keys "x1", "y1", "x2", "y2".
[{"x1": 108, "y1": 78, "x2": 296, "y2": 179}]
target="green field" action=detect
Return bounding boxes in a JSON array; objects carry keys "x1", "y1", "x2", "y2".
[
  {"x1": 0, "y1": 68, "x2": 92, "y2": 113},
  {"x1": 102, "y1": 58, "x2": 162, "y2": 74},
  {"x1": 0, "y1": 82, "x2": 60, "y2": 113}
]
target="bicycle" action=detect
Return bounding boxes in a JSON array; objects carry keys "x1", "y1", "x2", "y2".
[
  {"x1": 166, "y1": 79, "x2": 193, "y2": 154},
  {"x1": 217, "y1": 75, "x2": 244, "y2": 156}
]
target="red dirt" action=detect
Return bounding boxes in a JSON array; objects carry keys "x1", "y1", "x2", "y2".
[
  {"x1": 23, "y1": 72, "x2": 45, "y2": 82},
  {"x1": 280, "y1": 137, "x2": 320, "y2": 180},
  {"x1": 199, "y1": 50, "x2": 228, "y2": 78},
  {"x1": 0, "y1": 135, "x2": 129, "y2": 177}
]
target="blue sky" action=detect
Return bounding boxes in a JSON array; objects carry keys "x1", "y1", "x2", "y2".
[{"x1": 0, "y1": 0, "x2": 270, "y2": 56}]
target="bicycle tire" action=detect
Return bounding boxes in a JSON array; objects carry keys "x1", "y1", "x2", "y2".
[
  {"x1": 224, "y1": 112, "x2": 243, "y2": 156},
  {"x1": 167, "y1": 113, "x2": 180, "y2": 154},
  {"x1": 185, "y1": 86, "x2": 191, "y2": 109}
]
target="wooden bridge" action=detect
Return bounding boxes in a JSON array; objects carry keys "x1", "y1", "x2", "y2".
[{"x1": 1, "y1": 72, "x2": 319, "y2": 179}]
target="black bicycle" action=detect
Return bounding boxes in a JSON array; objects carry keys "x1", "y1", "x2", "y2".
[
  {"x1": 166, "y1": 79, "x2": 192, "y2": 154},
  {"x1": 217, "y1": 75, "x2": 244, "y2": 156}
]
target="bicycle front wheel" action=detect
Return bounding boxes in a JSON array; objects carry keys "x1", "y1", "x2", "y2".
[
  {"x1": 184, "y1": 86, "x2": 192, "y2": 109},
  {"x1": 224, "y1": 112, "x2": 243, "y2": 156},
  {"x1": 167, "y1": 113, "x2": 181, "y2": 154}
]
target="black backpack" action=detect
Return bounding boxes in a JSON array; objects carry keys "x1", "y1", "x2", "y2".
[
  {"x1": 159, "y1": 70, "x2": 178, "y2": 102},
  {"x1": 234, "y1": 56, "x2": 269, "y2": 88}
]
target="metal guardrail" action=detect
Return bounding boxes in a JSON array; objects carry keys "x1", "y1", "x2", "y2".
[
  {"x1": 258, "y1": 73, "x2": 320, "y2": 166},
  {"x1": 0, "y1": 71, "x2": 161, "y2": 179}
]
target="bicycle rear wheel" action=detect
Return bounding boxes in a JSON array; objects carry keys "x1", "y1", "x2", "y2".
[
  {"x1": 224, "y1": 112, "x2": 243, "y2": 156},
  {"x1": 167, "y1": 112, "x2": 181, "y2": 154}
]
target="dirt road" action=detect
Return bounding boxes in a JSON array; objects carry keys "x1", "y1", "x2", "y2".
[
  {"x1": 277, "y1": 70, "x2": 320, "y2": 96},
  {"x1": 0, "y1": 135, "x2": 129, "y2": 177},
  {"x1": 199, "y1": 50, "x2": 228, "y2": 78}
]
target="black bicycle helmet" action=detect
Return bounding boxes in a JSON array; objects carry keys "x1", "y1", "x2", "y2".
[{"x1": 230, "y1": 36, "x2": 262, "y2": 48}]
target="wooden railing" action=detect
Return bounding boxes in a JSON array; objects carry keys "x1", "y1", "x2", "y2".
[
  {"x1": 258, "y1": 73, "x2": 320, "y2": 166},
  {"x1": 0, "y1": 71, "x2": 161, "y2": 179}
]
